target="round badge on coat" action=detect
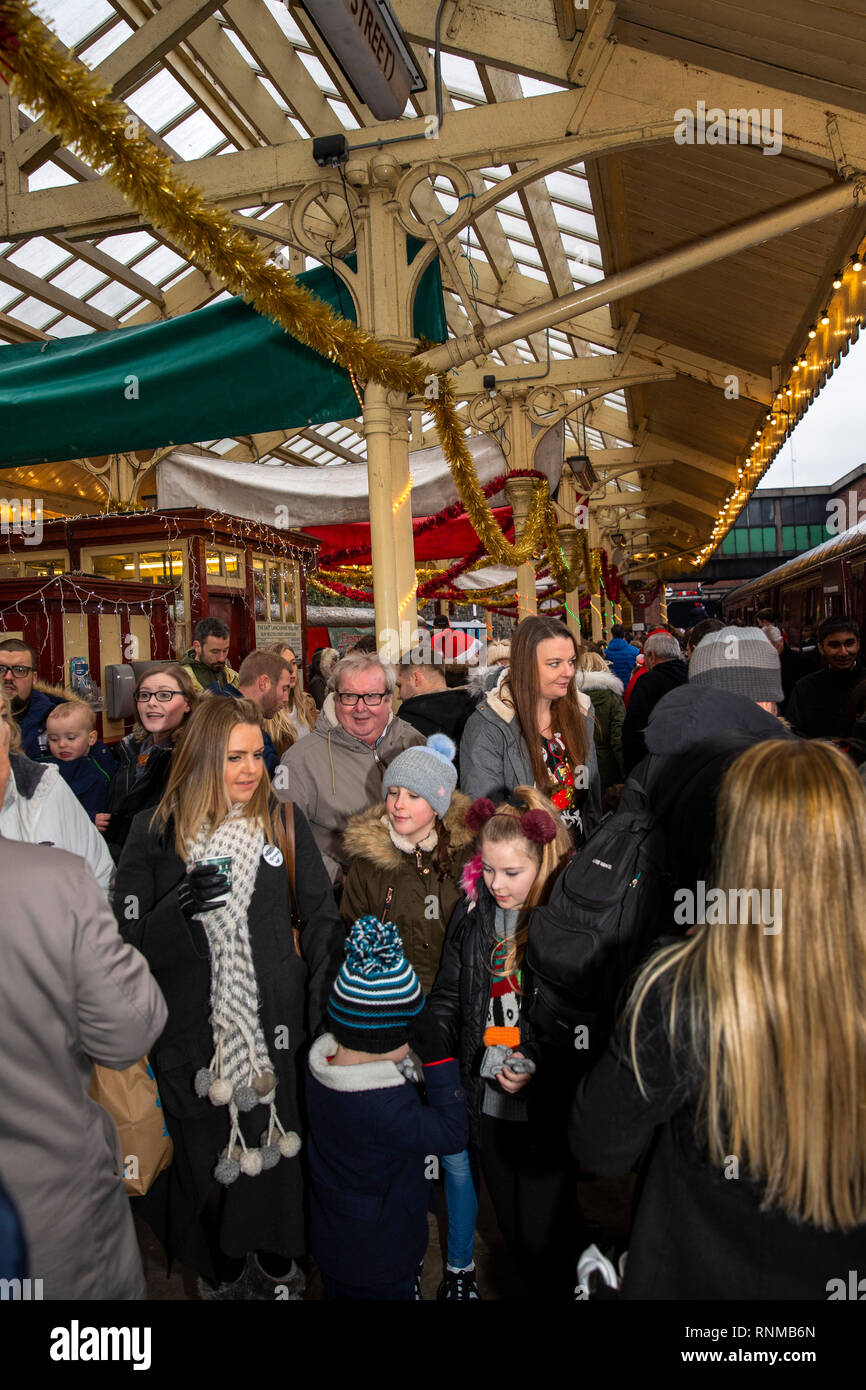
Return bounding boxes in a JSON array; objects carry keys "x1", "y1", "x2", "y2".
[{"x1": 262, "y1": 844, "x2": 284, "y2": 867}]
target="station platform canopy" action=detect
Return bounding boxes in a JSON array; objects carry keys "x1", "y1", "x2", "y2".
[{"x1": 1, "y1": 1, "x2": 866, "y2": 582}]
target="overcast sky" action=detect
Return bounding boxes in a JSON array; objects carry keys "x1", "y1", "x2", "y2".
[{"x1": 757, "y1": 333, "x2": 866, "y2": 491}]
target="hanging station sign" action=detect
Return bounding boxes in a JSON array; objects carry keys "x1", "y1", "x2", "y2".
[{"x1": 299, "y1": 0, "x2": 426, "y2": 121}]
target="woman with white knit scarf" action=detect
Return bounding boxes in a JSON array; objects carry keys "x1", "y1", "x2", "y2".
[{"x1": 115, "y1": 696, "x2": 345, "y2": 1299}]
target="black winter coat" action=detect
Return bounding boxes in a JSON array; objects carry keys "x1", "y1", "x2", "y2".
[
  {"x1": 786, "y1": 661, "x2": 866, "y2": 739},
  {"x1": 428, "y1": 867, "x2": 578, "y2": 1146},
  {"x1": 396, "y1": 688, "x2": 476, "y2": 769},
  {"x1": 571, "y1": 980, "x2": 866, "y2": 1299},
  {"x1": 104, "y1": 736, "x2": 174, "y2": 863},
  {"x1": 113, "y1": 803, "x2": 345, "y2": 1282},
  {"x1": 621, "y1": 658, "x2": 689, "y2": 774},
  {"x1": 638, "y1": 684, "x2": 796, "y2": 911}
]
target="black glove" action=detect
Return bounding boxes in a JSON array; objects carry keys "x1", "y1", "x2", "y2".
[
  {"x1": 177, "y1": 864, "x2": 229, "y2": 919},
  {"x1": 407, "y1": 1003, "x2": 451, "y2": 1066}
]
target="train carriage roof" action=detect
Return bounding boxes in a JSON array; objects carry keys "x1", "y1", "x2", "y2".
[{"x1": 726, "y1": 521, "x2": 866, "y2": 607}]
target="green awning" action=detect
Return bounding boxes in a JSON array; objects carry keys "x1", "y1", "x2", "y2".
[{"x1": 0, "y1": 242, "x2": 445, "y2": 468}]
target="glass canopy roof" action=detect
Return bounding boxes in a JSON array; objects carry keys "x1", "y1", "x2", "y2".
[{"x1": 1, "y1": 1, "x2": 631, "y2": 482}]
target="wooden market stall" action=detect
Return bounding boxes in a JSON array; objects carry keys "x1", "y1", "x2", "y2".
[{"x1": 0, "y1": 508, "x2": 319, "y2": 739}]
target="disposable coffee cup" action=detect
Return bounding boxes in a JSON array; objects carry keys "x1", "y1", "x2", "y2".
[{"x1": 196, "y1": 856, "x2": 232, "y2": 888}]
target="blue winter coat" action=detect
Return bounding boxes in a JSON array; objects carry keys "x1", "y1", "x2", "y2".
[
  {"x1": 15, "y1": 688, "x2": 66, "y2": 761},
  {"x1": 306, "y1": 1035, "x2": 468, "y2": 1286},
  {"x1": 603, "y1": 638, "x2": 639, "y2": 684},
  {"x1": 43, "y1": 744, "x2": 117, "y2": 821}
]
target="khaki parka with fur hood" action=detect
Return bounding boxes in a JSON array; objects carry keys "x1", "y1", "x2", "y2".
[{"x1": 340, "y1": 792, "x2": 474, "y2": 993}]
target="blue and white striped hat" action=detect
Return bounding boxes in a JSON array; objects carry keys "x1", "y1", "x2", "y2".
[{"x1": 328, "y1": 915, "x2": 425, "y2": 1053}]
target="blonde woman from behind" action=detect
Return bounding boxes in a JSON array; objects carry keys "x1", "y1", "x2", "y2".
[{"x1": 571, "y1": 738, "x2": 866, "y2": 1299}]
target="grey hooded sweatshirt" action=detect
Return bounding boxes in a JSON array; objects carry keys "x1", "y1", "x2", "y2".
[{"x1": 277, "y1": 693, "x2": 424, "y2": 883}]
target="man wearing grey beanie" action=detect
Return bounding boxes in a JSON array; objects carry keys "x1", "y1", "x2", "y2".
[
  {"x1": 687, "y1": 626, "x2": 784, "y2": 708},
  {"x1": 609, "y1": 625, "x2": 794, "y2": 942}
]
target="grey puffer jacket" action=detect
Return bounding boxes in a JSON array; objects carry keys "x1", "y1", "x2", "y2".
[
  {"x1": 459, "y1": 668, "x2": 602, "y2": 839},
  {"x1": 277, "y1": 693, "x2": 425, "y2": 882}
]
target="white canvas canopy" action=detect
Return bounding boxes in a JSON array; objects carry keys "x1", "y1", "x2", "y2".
[{"x1": 157, "y1": 424, "x2": 563, "y2": 530}]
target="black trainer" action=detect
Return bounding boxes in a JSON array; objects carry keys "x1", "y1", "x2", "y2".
[{"x1": 437, "y1": 1266, "x2": 480, "y2": 1300}]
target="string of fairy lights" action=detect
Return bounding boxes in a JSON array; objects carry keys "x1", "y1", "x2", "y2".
[{"x1": 692, "y1": 245, "x2": 866, "y2": 568}]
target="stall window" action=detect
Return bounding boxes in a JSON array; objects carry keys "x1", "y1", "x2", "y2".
[
  {"x1": 137, "y1": 550, "x2": 183, "y2": 585},
  {"x1": 93, "y1": 553, "x2": 135, "y2": 580},
  {"x1": 251, "y1": 555, "x2": 298, "y2": 623},
  {"x1": 252, "y1": 558, "x2": 267, "y2": 620},
  {"x1": 23, "y1": 557, "x2": 67, "y2": 577},
  {"x1": 205, "y1": 547, "x2": 243, "y2": 585}
]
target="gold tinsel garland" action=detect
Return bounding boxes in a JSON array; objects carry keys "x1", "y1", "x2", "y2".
[{"x1": 1, "y1": 0, "x2": 596, "y2": 577}]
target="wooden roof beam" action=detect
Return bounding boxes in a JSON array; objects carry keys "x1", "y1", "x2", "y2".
[
  {"x1": 48, "y1": 234, "x2": 165, "y2": 307},
  {"x1": 223, "y1": 428, "x2": 305, "y2": 463},
  {"x1": 177, "y1": 8, "x2": 297, "y2": 147},
  {"x1": 459, "y1": 260, "x2": 773, "y2": 403},
  {"x1": 640, "y1": 435, "x2": 739, "y2": 483},
  {"x1": 0, "y1": 311, "x2": 49, "y2": 343},
  {"x1": 13, "y1": 0, "x2": 227, "y2": 174},
  {"x1": 109, "y1": 0, "x2": 271, "y2": 150},
  {"x1": 297, "y1": 429, "x2": 365, "y2": 465},
  {"x1": 223, "y1": 0, "x2": 342, "y2": 137},
  {"x1": 0, "y1": 257, "x2": 119, "y2": 331}
]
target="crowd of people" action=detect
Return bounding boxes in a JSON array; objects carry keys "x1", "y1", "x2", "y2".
[{"x1": 0, "y1": 607, "x2": 864, "y2": 1304}]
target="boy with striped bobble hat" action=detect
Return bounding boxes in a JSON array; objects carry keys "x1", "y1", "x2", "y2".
[{"x1": 305, "y1": 915, "x2": 468, "y2": 1300}]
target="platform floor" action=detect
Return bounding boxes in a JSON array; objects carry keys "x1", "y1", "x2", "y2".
[{"x1": 137, "y1": 1173, "x2": 634, "y2": 1300}]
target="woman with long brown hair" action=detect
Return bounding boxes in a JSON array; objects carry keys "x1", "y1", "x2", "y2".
[
  {"x1": 114, "y1": 696, "x2": 344, "y2": 1299},
  {"x1": 103, "y1": 661, "x2": 198, "y2": 861},
  {"x1": 571, "y1": 738, "x2": 866, "y2": 1298},
  {"x1": 460, "y1": 617, "x2": 601, "y2": 845}
]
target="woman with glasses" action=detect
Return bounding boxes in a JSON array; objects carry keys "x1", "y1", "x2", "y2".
[
  {"x1": 114, "y1": 696, "x2": 344, "y2": 1299},
  {"x1": 262, "y1": 643, "x2": 316, "y2": 756},
  {"x1": 103, "y1": 663, "x2": 198, "y2": 861}
]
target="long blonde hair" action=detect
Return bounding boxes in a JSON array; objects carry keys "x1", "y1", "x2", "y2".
[
  {"x1": 627, "y1": 739, "x2": 866, "y2": 1230},
  {"x1": 152, "y1": 697, "x2": 278, "y2": 857},
  {"x1": 263, "y1": 642, "x2": 315, "y2": 754},
  {"x1": 477, "y1": 785, "x2": 572, "y2": 978},
  {"x1": 0, "y1": 688, "x2": 22, "y2": 754}
]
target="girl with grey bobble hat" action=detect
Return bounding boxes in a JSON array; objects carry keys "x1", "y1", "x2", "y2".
[{"x1": 339, "y1": 732, "x2": 482, "y2": 1299}]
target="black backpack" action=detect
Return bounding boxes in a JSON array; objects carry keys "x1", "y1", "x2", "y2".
[{"x1": 524, "y1": 734, "x2": 748, "y2": 1059}]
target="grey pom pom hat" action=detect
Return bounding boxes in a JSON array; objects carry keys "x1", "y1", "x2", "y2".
[{"x1": 382, "y1": 733, "x2": 458, "y2": 818}]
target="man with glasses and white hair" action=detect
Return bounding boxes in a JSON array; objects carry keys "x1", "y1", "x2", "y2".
[
  {"x1": 0, "y1": 638, "x2": 67, "y2": 760},
  {"x1": 276, "y1": 651, "x2": 424, "y2": 885}
]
